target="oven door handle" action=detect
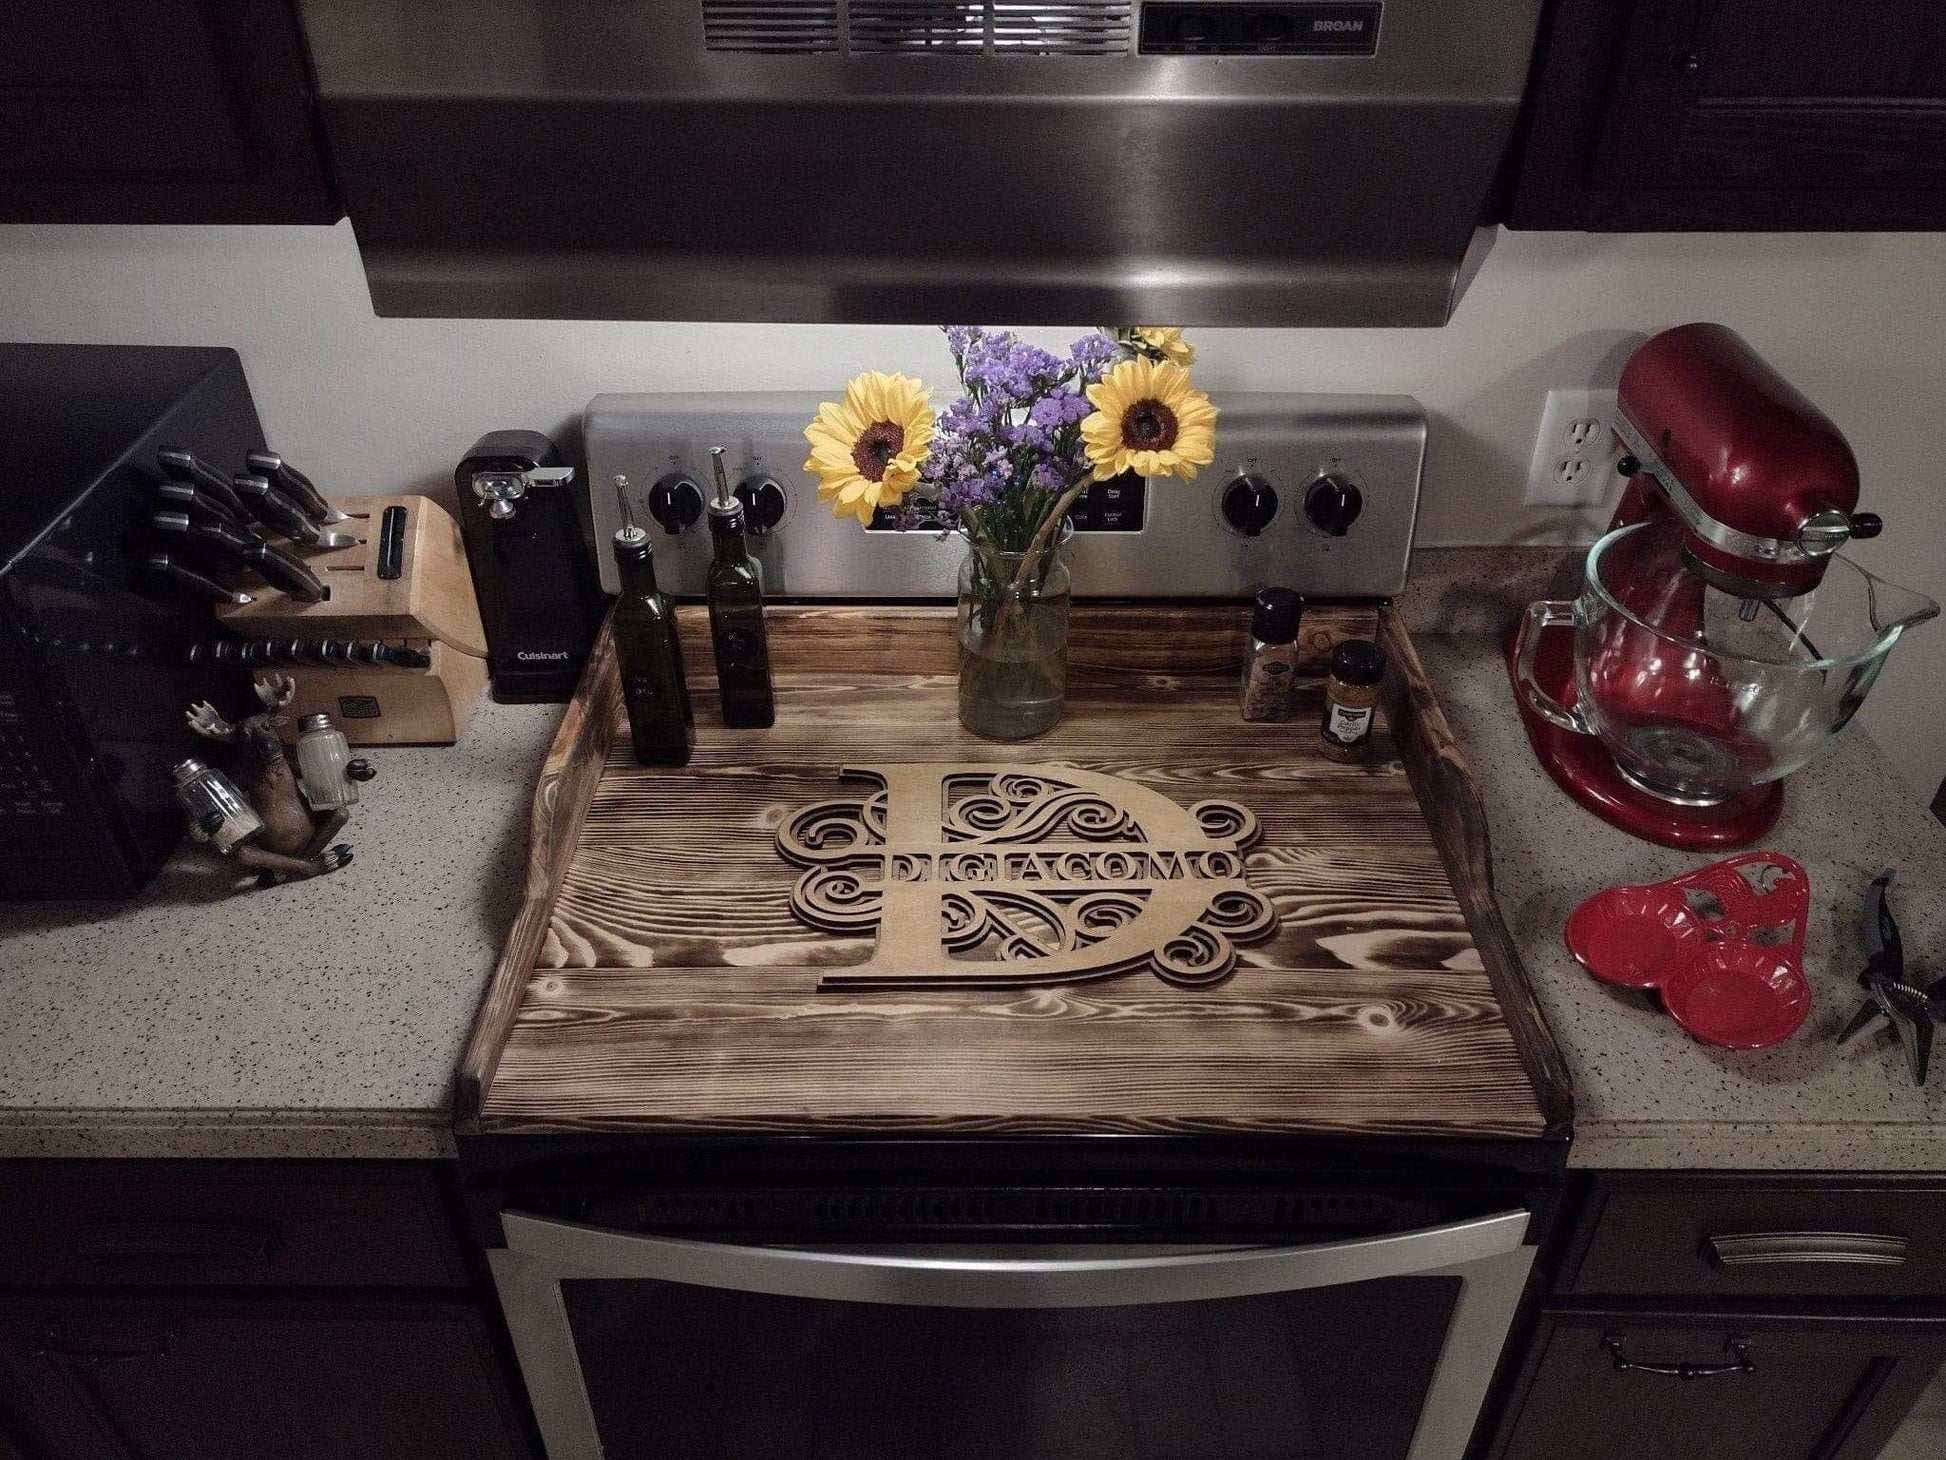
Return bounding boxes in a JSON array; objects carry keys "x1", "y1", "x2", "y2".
[{"x1": 499, "y1": 1207, "x2": 1531, "y2": 1308}]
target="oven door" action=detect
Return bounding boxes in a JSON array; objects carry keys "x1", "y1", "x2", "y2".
[{"x1": 491, "y1": 1208, "x2": 1535, "y2": 1460}]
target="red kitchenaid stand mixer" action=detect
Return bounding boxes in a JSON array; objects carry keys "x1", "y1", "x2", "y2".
[{"x1": 1509, "y1": 323, "x2": 1935, "y2": 850}]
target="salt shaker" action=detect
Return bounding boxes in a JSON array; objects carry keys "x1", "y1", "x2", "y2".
[
  {"x1": 171, "y1": 758, "x2": 262, "y2": 853},
  {"x1": 1240, "y1": 588, "x2": 1302, "y2": 722},
  {"x1": 295, "y1": 712, "x2": 373, "y2": 812}
]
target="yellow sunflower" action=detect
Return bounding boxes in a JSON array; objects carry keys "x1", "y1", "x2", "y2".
[
  {"x1": 803, "y1": 372, "x2": 934, "y2": 525},
  {"x1": 1081, "y1": 357, "x2": 1218, "y2": 481},
  {"x1": 1131, "y1": 327, "x2": 1196, "y2": 366}
]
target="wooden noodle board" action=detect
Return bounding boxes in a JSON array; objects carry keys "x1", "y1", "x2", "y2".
[{"x1": 463, "y1": 604, "x2": 1571, "y2": 1139}]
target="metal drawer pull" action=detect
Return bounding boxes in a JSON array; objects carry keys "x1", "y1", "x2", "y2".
[
  {"x1": 1702, "y1": 1231, "x2": 1908, "y2": 1269},
  {"x1": 73, "y1": 1220, "x2": 282, "y2": 1264},
  {"x1": 37, "y1": 1324, "x2": 173, "y2": 1365},
  {"x1": 1603, "y1": 1333, "x2": 1753, "y2": 1380}
]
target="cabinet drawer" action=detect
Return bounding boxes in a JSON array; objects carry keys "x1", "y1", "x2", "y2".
[
  {"x1": 1499, "y1": 1308, "x2": 1946, "y2": 1460},
  {"x1": 1569, "y1": 1176, "x2": 1946, "y2": 1300},
  {"x1": 0, "y1": 1162, "x2": 468, "y2": 1289}
]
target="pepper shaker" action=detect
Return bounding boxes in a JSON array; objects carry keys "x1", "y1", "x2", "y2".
[{"x1": 1320, "y1": 640, "x2": 1387, "y2": 761}]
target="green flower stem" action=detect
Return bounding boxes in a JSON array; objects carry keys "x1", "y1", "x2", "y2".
[{"x1": 987, "y1": 475, "x2": 1091, "y2": 649}]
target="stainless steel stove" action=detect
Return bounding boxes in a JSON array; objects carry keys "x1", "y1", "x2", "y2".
[
  {"x1": 584, "y1": 392, "x2": 1425, "y2": 599},
  {"x1": 473, "y1": 391, "x2": 1559, "y2": 1460}
]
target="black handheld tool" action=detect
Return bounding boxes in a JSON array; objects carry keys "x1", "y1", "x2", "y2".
[{"x1": 1838, "y1": 872, "x2": 1946, "y2": 1085}]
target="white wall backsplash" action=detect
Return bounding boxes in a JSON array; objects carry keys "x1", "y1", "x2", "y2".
[{"x1": 3, "y1": 221, "x2": 1942, "y2": 802}]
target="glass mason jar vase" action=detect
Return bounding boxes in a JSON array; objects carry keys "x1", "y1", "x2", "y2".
[{"x1": 956, "y1": 534, "x2": 1071, "y2": 741}]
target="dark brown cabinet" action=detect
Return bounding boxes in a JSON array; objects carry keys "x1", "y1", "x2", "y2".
[
  {"x1": 1504, "y1": 0, "x2": 1946, "y2": 230},
  {"x1": 0, "y1": 0, "x2": 338, "y2": 223},
  {"x1": 1502, "y1": 1309, "x2": 1946, "y2": 1460},
  {"x1": 1489, "y1": 1172, "x2": 1946, "y2": 1460},
  {"x1": 0, "y1": 1161, "x2": 531, "y2": 1460},
  {"x1": 0, "y1": 1296, "x2": 527, "y2": 1460}
]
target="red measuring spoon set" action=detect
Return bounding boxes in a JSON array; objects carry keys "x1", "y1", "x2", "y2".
[{"x1": 1564, "y1": 853, "x2": 1811, "y2": 1050}]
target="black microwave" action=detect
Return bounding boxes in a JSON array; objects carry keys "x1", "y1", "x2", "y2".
[{"x1": 0, "y1": 344, "x2": 257, "y2": 898}]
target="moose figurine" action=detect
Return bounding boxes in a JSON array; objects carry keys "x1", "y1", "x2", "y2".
[{"x1": 183, "y1": 673, "x2": 365, "y2": 886}]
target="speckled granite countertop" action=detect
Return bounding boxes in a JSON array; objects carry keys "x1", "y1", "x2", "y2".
[
  {"x1": 3, "y1": 550, "x2": 1939, "y2": 1169},
  {"x1": 1407, "y1": 551, "x2": 1946, "y2": 1170},
  {"x1": 0, "y1": 701, "x2": 561, "y2": 1158}
]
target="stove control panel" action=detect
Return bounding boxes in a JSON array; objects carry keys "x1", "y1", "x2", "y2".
[{"x1": 584, "y1": 392, "x2": 1424, "y2": 599}]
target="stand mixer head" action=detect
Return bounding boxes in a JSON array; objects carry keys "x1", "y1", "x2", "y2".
[
  {"x1": 1510, "y1": 324, "x2": 1937, "y2": 850},
  {"x1": 1610, "y1": 322, "x2": 1884, "y2": 600}
]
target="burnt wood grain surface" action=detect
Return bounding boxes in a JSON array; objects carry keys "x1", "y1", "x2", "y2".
[{"x1": 462, "y1": 604, "x2": 1560, "y2": 1139}]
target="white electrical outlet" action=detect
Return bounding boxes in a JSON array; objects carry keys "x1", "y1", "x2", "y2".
[{"x1": 1525, "y1": 388, "x2": 1622, "y2": 507}]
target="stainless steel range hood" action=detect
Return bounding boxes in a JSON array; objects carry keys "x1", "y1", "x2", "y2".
[{"x1": 301, "y1": 0, "x2": 1542, "y2": 325}]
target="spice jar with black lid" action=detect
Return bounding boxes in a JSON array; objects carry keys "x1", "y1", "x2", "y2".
[
  {"x1": 1240, "y1": 587, "x2": 1303, "y2": 722},
  {"x1": 1320, "y1": 639, "x2": 1386, "y2": 761}
]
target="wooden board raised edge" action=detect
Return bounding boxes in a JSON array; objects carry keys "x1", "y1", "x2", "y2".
[
  {"x1": 453, "y1": 612, "x2": 619, "y2": 1128},
  {"x1": 1379, "y1": 606, "x2": 1575, "y2": 1137}
]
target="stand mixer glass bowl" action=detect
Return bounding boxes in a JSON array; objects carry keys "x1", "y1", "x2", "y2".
[{"x1": 1515, "y1": 519, "x2": 1938, "y2": 806}]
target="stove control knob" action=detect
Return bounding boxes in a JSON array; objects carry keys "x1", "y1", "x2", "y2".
[
  {"x1": 735, "y1": 475, "x2": 789, "y2": 535},
  {"x1": 1220, "y1": 474, "x2": 1279, "y2": 537},
  {"x1": 1302, "y1": 473, "x2": 1363, "y2": 538},
  {"x1": 647, "y1": 473, "x2": 705, "y2": 535}
]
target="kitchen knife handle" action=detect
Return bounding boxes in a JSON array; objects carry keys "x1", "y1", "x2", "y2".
[
  {"x1": 178, "y1": 515, "x2": 259, "y2": 559},
  {"x1": 152, "y1": 512, "x2": 235, "y2": 564},
  {"x1": 147, "y1": 553, "x2": 252, "y2": 606},
  {"x1": 243, "y1": 541, "x2": 326, "y2": 603},
  {"x1": 233, "y1": 475, "x2": 324, "y2": 545},
  {"x1": 380, "y1": 643, "x2": 432, "y2": 669},
  {"x1": 156, "y1": 446, "x2": 247, "y2": 520},
  {"x1": 245, "y1": 449, "x2": 338, "y2": 524},
  {"x1": 156, "y1": 480, "x2": 243, "y2": 528}
]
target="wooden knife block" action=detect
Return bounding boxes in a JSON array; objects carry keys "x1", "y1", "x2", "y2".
[{"x1": 215, "y1": 494, "x2": 489, "y2": 745}]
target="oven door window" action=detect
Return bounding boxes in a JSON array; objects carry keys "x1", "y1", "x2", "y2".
[{"x1": 562, "y1": 1273, "x2": 1461, "y2": 1460}]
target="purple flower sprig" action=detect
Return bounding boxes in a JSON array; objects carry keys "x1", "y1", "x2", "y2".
[{"x1": 919, "y1": 327, "x2": 1127, "y2": 554}]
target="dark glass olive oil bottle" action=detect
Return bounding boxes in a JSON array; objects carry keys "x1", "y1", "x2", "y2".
[
  {"x1": 706, "y1": 448, "x2": 776, "y2": 729},
  {"x1": 609, "y1": 476, "x2": 694, "y2": 766}
]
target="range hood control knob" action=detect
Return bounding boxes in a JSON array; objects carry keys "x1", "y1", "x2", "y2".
[
  {"x1": 1302, "y1": 473, "x2": 1363, "y2": 537},
  {"x1": 1220, "y1": 474, "x2": 1278, "y2": 537},
  {"x1": 735, "y1": 476, "x2": 789, "y2": 535},
  {"x1": 647, "y1": 473, "x2": 705, "y2": 535},
  {"x1": 1176, "y1": 12, "x2": 1216, "y2": 44}
]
